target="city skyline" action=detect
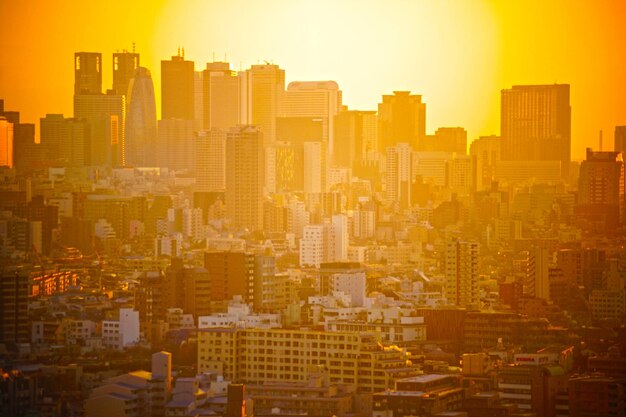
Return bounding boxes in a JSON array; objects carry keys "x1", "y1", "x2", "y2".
[{"x1": 1, "y1": 0, "x2": 626, "y2": 159}]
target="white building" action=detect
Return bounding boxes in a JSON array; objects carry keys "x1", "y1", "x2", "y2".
[{"x1": 102, "y1": 308, "x2": 140, "y2": 350}]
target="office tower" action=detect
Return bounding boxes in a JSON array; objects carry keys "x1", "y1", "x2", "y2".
[
  {"x1": 447, "y1": 155, "x2": 473, "y2": 193},
  {"x1": 242, "y1": 64, "x2": 285, "y2": 145},
  {"x1": 40, "y1": 114, "x2": 89, "y2": 166},
  {"x1": 303, "y1": 141, "x2": 325, "y2": 193},
  {"x1": 276, "y1": 117, "x2": 324, "y2": 192},
  {"x1": 577, "y1": 148, "x2": 625, "y2": 229},
  {"x1": 0, "y1": 267, "x2": 30, "y2": 345},
  {"x1": 527, "y1": 246, "x2": 550, "y2": 301},
  {"x1": 161, "y1": 51, "x2": 195, "y2": 120},
  {"x1": 445, "y1": 239, "x2": 479, "y2": 307},
  {"x1": 225, "y1": 125, "x2": 264, "y2": 231},
  {"x1": 469, "y1": 135, "x2": 501, "y2": 191},
  {"x1": 0, "y1": 116, "x2": 13, "y2": 167},
  {"x1": 193, "y1": 71, "x2": 204, "y2": 131},
  {"x1": 333, "y1": 109, "x2": 377, "y2": 169},
  {"x1": 0, "y1": 105, "x2": 39, "y2": 174},
  {"x1": 386, "y1": 143, "x2": 413, "y2": 208},
  {"x1": 73, "y1": 91, "x2": 124, "y2": 166},
  {"x1": 282, "y1": 81, "x2": 342, "y2": 155},
  {"x1": 203, "y1": 61, "x2": 240, "y2": 130},
  {"x1": 74, "y1": 52, "x2": 102, "y2": 94},
  {"x1": 331, "y1": 214, "x2": 349, "y2": 262},
  {"x1": 378, "y1": 91, "x2": 426, "y2": 152},
  {"x1": 157, "y1": 118, "x2": 195, "y2": 170},
  {"x1": 431, "y1": 127, "x2": 467, "y2": 154},
  {"x1": 196, "y1": 129, "x2": 226, "y2": 192},
  {"x1": 112, "y1": 50, "x2": 139, "y2": 95},
  {"x1": 615, "y1": 126, "x2": 626, "y2": 153},
  {"x1": 125, "y1": 67, "x2": 157, "y2": 166},
  {"x1": 204, "y1": 251, "x2": 255, "y2": 304},
  {"x1": 501, "y1": 84, "x2": 571, "y2": 177}
]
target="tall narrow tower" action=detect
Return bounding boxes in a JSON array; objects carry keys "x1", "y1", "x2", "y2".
[
  {"x1": 225, "y1": 125, "x2": 265, "y2": 231},
  {"x1": 112, "y1": 50, "x2": 140, "y2": 96},
  {"x1": 161, "y1": 51, "x2": 195, "y2": 120},
  {"x1": 501, "y1": 84, "x2": 571, "y2": 177},
  {"x1": 242, "y1": 64, "x2": 285, "y2": 145},
  {"x1": 445, "y1": 239, "x2": 479, "y2": 307},
  {"x1": 125, "y1": 67, "x2": 157, "y2": 166},
  {"x1": 74, "y1": 52, "x2": 102, "y2": 95}
]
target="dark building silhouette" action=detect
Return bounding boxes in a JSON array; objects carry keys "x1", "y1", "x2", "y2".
[
  {"x1": 378, "y1": 91, "x2": 426, "y2": 151},
  {"x1": 74, "y1": 52, "x2": 102, "y2": 95},
  {"x1": 576, "y1": 148, "x2": 625, "y2": 231},
  {"x1": 112, "y1": 50, "x2": 139, "y2": 96},
  {"x1": 161, "y1": 52, "x2": 195, "y2": 120},
  {"x1": 0, "y1": 267, "x2": 30, "y2": 346},
  {"x1": 501, "y1": 84, "x2": 571, "y2": 177},
  {"x1": 615, "y1": 125, "x2": 626, "y2": 153},
  {"x1": 125, "y1": 67, "x2": 157, "y2": 166}
]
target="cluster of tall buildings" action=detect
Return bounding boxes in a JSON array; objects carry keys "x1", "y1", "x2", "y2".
[{"x1": 2, "y1": 46, "x2": 626, "y2": 417}]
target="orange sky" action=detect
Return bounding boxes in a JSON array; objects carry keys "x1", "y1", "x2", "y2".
[{"x1": 1, "y1": 0, "x2": 625, "y2": 159}]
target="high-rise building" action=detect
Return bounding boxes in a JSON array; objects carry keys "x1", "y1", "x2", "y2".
[
  {"x1": 501, "y1": 84, "x2": 571, "y2": 177},
  {"x1": 157, "y1": 118, "x2": 195, "y2": 170},
  {"x1": 204, "y1": 251, "x2": 255, "y2": 304},
  {"x1": 527, "y1": 246, "x2": 550, "y2": 301},
  {"x1": 40, "y1": 114, "x2": 89, "y2": 166},
  {"x1": 445, "y1": 239, "x2": 479, "y2": 307},
  {"x1": 615, "y1": 126, "x2": 626, "y2": 153},
  {"x1": 378, "y1": 91, "x2": 426, "y2": 152},
  {"x1": 203, "y1": 61, "x2": 240, "y2": 130},
  {"x1": 242, "y1": 64, "x2": 285, "y2": 145},
  {"x1": 0, "y1": 267, "x2": 30, "y2": 345},
  {"x1": 386, "y1": 143, "x2": 413, "y2": 208},
  {"x1": 193, "y1": 71, "x2": 204, "y2": 131},
  {"x1": 0, "y1": 116, "x2": 13, "y2": 167},
  {"x1": 73, "y1": 91, "x2": 124, "y2": 166},
  {"x1": 577, "y1": 148, "x2": 625, "y2": 229},
  {"x1": 0, "y1": 103, "x2": 39, "y2": 173},
  {"x1": 74, "y1": 52, "x2": 102, "y2": 95},
  {"x1": 161, "y1": 52, "x2": 195, "y2": 120},
  {"x1": 225, "y1": 125, "x2": 264, "y2": 231},
  {"x1": 303, "y1": 141, "x2": 325, "y2": 193},
  {"x1": 112, "y1": 50, "x2": 139, "y2": 95},
  {"x1": 195, "y1": 129, "x2": 226, "y2": 192},
  {"x1": 432, "y1": 127, "x2": 467, "y2": 154},
  {"x1": 469, "y1": 135, "x2": 501, "y2": 191},
  {"x1": 282, "y1": 81, "x2": 341, "y2": 157},
  {"x1": 333, "y1": 109, "x2": 377, "y2": 170},
  {"x1": 125, "y1": 67, "x2": 157, "y2": 166}
]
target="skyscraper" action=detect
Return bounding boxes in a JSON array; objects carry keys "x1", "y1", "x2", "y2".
[
  {"x1": 161, "y1": 51, "x2": 195, "y2": 120},
  {"x1": 615, "y1": 126, "x2": 626, "y2": 153},
  {"x1": 378, "y1": 91, "x2": 426, "y2": 152},
  {"x1": 112, "y1": 50, "x2": 139, "y2": 96},
  {"x1": 40, "y1": 114, "x2": 89, "y2": 166},
  {"x1": 74, "y1": 52, "x2": 102, "y2": 95},
  {"x1": 0, "y1": 116, "x2": 13, "y2": 168},
  {"x1": 73, "y1": 91, "x2": 124, "y2": 166},
  {"x1": 386, "y1": 142, "x2": 413, "y2": 208},
  {"x1": 577, "y1": 148, "x2": 625, "y2": 230},
  {"x1": 125, "y1": 67, "x2": 157, "y2": 166},
  {"x1": 203, "y1": 61, "x2": 240, "y2": 130},
  {"x1": 282, "y1": 81, "x2": 342, "y2": 157},
  {"x1": 445, "y1": 239, "x2": 479, "y2": 307},
  {"x1": 195, "y1": 129, "x2": 226, "y2": 192},
  {"x1": 157, "y1": 118, "x2": 195, "y2": 170},
  {"x1": 225, "y1": 125, "x2": 264, "y2": 231},
  {"x1": 501, "y1": 84, "x2": 571, "y2": 177},
  {"x1": 333, "y1": 109, "x2": 377, "y2": 170},
  {"x1": 242, "y1": 64, "x2": 285, "y2": 145}
]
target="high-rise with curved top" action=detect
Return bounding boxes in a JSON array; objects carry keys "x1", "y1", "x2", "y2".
[{"x1": 125, "y1": 67, "x2": 157, "y2": 166}]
